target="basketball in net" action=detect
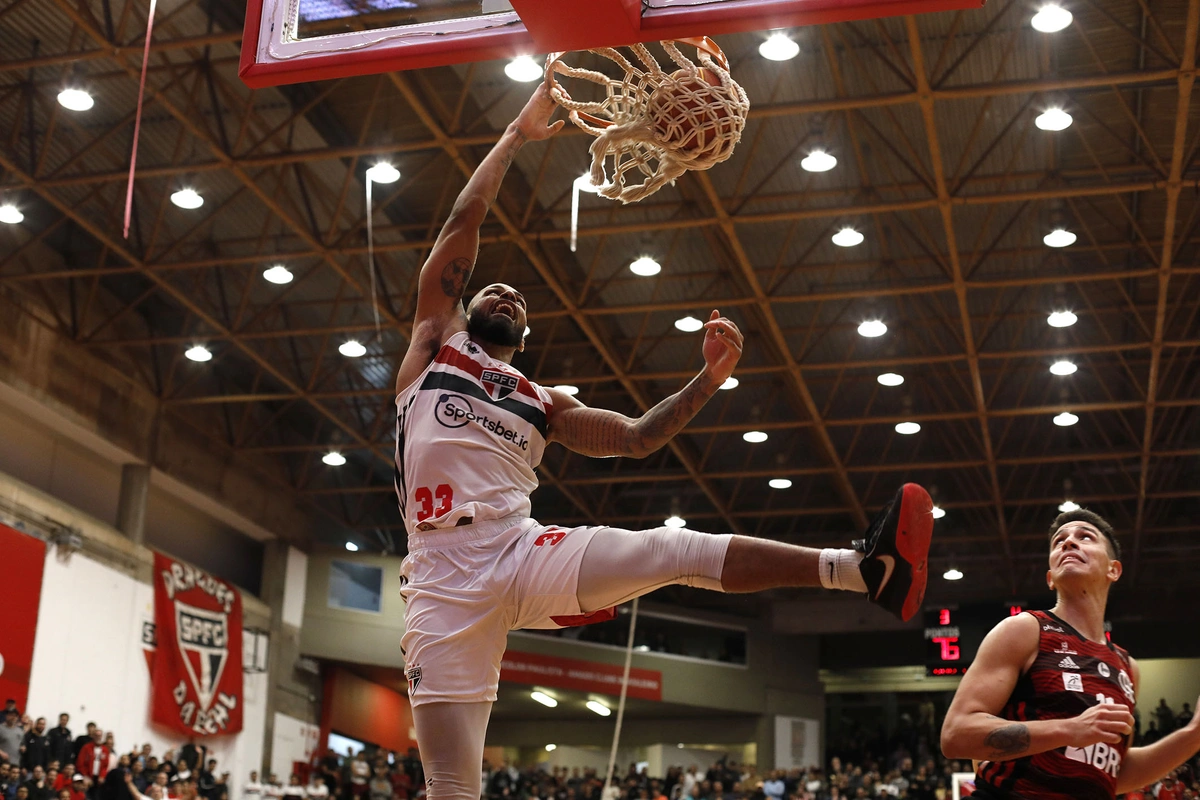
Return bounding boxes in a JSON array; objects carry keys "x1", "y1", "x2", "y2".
[{"x1": 546, "y1": 38, "x2": 750, "y2": 204}]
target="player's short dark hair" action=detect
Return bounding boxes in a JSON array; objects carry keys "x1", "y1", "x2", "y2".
[{"x1": 1048, "y1": 508, "x2": 1121, "y2": 560}]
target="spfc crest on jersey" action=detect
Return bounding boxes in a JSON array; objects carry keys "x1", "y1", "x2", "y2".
[{"x1": 481, "y1": 369, "x2": 519, "y2": 401}]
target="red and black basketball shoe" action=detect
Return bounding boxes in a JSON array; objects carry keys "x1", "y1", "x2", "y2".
[{"x1": 852, "y1": 483, "x2": 934, "y2": 622}]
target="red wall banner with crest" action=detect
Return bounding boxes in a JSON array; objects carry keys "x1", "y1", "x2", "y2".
[{"x1": 151, "y1": 552, "x2": 244, "y2": 736}]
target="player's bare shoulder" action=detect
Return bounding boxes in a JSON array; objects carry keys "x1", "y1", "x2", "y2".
[{"x1": 979, "y1": 611, "x2": 1042, "y2": 670}]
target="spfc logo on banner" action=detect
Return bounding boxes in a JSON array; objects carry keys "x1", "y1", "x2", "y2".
[
  {"x1": 481, "y1": 369, "x2": 518, "y2": 401},
  {"x1": 175, "y1": 602, "x2": 229, "y2": 712}
]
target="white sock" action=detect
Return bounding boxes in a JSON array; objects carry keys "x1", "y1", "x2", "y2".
[{"x1": 819, "y1": 548, "x2": 867, "y2": 593}]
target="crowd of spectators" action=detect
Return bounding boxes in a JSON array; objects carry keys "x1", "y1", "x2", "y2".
[
  {"x1": 4, "y1": 698, "x2": 1197, "y2": 800},
  {"x1": 0, "y1": 702, "x2": 231, "y2": 800}
]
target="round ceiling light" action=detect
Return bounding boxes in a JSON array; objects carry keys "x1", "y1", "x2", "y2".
[
  {"x1": 1035, "y1": 108, "x2": 1073, "y2": 131},
  {"x1": 170, "y1": 188, "x2": 204, "y2": 210},
  {"x1": 759, "y1": 32, "x2": 800, "y2": 61},
  {"x1": 505, "y1": 55, "x2": 543, "y2": 82},
  {"x1": 877, "y1": 372, "x2": 904, "y2": 387},
  {"x1": 1031, "y1": 4, "x2": 1073, "y2": 32},
  {"x1": 858, "y1": 320, "x2": 887, "y2": 338},
  {"x1": 801, "y1": 150, "x2": 837, "y2": 173},
  {"x1": 57, "y1": 88, "x2": 94, "y2": 111},
  {"x1": 629, "y1": 256, "x2": 662, "y2": 276},
  {"x1": 832, "y1": 227, "x2": 865, "y2": 247}
]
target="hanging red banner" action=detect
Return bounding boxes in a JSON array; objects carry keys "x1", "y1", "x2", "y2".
[
  {"x1": 0, "y1": 524, "x2": 45, "y2": 713},
  {"x1": 151, "y1": 552, "x2": 244, "y2": 736}
]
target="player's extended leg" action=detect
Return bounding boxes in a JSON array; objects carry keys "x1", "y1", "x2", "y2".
[
  {"x1": 577, "y1": 482, "x2": 932, "y2": 622},
  {"x1": 410, "y1": 701, "x2": 492, "y2": 800}
]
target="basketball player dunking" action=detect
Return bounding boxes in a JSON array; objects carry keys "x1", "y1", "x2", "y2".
[
  {"x1": 941, "y1": 509, "x2": 1200, "y2": 800},
  {"x1": 393, "y1": 83, "x2": 935, "y2": 800}
]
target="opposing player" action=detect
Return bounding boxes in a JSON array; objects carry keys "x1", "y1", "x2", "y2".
[
  {"x1": 393, "y1": 83, "x2": 934, "y2": 800},
  {"x1": 941, "y1": 509, "x2": 1200, "y2": 800}
]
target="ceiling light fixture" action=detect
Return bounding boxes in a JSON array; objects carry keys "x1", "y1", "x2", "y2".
[
  {"x1": 1053, "y1": 411, "x2": 1079, "y2": 427},
  {"x1": 339, "y1": 340, "x2": 367, "y2": 358},
  {"x1": 758, "y1": 32, "x2": 800, "y2": 61},
  {"x1": 932, "y1": 505, "x2": 946, "y2": 519},
  {"x1": 877, "y1": 372, "x2": 904, "y2": 387},
  {"x1": 344, "y1": 541, "x2": 359, "y2": 552},
  {"x1": 720, "y1": 377, "x2": 739, "y2": 390},
  {"x1": 505, "y1": 55, "x2": 543, "y2": 82},
  {"x1": 545, "y1": 744, "x2": 557, "y2": 752},
  {"x1": 743, "y1": 430, "x2": 768, "y2": 443},
  {"x1": 674, "y1": 316, "x2": 704, "y2": 332},
  {"x1": 664, "y1": 515, "x2": 686, "y2": 529},
  {"x1": 629, "y1": 256, "x2": 662, "y2": 277},
  {"x1": 323, "y1": 451, "x2": 347, "y2": 466},
  {"x1": 943, "y1": 567, "x2": 964, "y2": 581},
  {"x1": 1035, "y1": 108, "x2": 1073, "y2": 131},
  {"x1": 1043, "y1": 228, "x2": 1077, "y2": 248},
  {"x1": 366, "y1": 162, "x2": 401, "y2": 184},
  {"x1": 768, "y1": 478, "x2": 793, "y2": 489},
  {"x1": 184, "y1": 345, "x2": 212, "y2": 362},
  {"x1": 895, "y1": 421, "x2": 921, "y2": 435},
  {"x1": 170, "y1": 188, "x2": 204, "y2": 210},
  {"x1": 858, "y1": 320, "x2": 887, "y2": 338},
  {"x1": 0, "y1": 204, "x2": 24, "y2": 224},
  {"x1": 1047, "y1": 310, "x2": 1077, "y2": 328},
  {"x1": 585, "y1": 700, "x2": 612, "y2": 717},
  {"x1": 801, "y1": 150, "x2": 837, "y2": 172},
  {"x1": 554, "y1": 385, "x2": 580, "y2": 396},
  {"x1": 262, "y1": 265, "x2": 293, "y2": 284},
  {"x1": 1059, "y1": 499, "x2": 1081, "y2": 513},
  {"x1": 57, "y1": 88, "x2": 94, "y2": 111},
  {"x1": 832, "y1": 227, "x2": 864, "y2": 247},
  {"x1": 530, "y1": 691, "x2": 558, "y2": 708},
  {"x1": 1031, "y1": 4, "x2": 1073, "y2": 32},
  {"x1": 1049, "y1": 360, "x2": 1077, "y2": 376}
]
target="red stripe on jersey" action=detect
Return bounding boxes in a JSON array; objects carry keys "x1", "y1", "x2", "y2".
[{"x1": 434, "y1": 341, "x2": 546, "y2": 407}]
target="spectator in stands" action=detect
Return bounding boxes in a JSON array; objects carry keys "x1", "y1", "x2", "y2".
[
  {"x1": 129, "y1": 763, "x2": 147, "y2": 796},
  {"x1": 279, "y1": 777, "x2": 303, "y2": 800},
  {"x1": 46, "y1": 720, "x2": 71, "y2": 773},
  {"x1": 15, "y1": 785, "x2": 30, "y2": 800},
  {"x1": 195, "y1": 762, "x2": 216, "y2": 800},
  {"x1": 1157, "y1": 699, "x2": 1179, "y2": 735},
  {"x1": 70, "y1": 730, "x2": 94, "y2": 767},
  {"x1": 1180, "y1": 705, "x2": 1196, "y2": 732},
  {"x1": 243, "y1": 771, "x2": 263, "y2": 800},
  {"x1": 176, "y1": 746, "x2": 204, "y2": 780},
  {"x1": 365, "y1": 770, "x2": 388, "y2": 800},
  {"x1": 75, "y1": 730, "x2": 109, "y2": 798},
  {"x1": 23, "y1": 766, "x2": 53, "y2": 800},
  {"x1": 305, "y1": 774, "x2": 328, "y2": 800},
  {"x1": 66, "y1": 775, "x2": 87, "y2": 800},
  {"x1": 22, "y1": 719, "x2": 50, "y2": 773},
  {"x1": 761, "y1": 773, "x2": 784, "y2": 800},
  {"x1": 0, "y1": 710, "x2": 23, "y2": 768},
  {"x1": 262, "y1": 774, "x2": 283, "y2": 800}
]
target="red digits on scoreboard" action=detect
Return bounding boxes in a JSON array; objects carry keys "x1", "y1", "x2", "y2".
[
  {"x1": 933, "y1": 636, "x2": 961, "y2": 660},
  {"x1": 939, "y1": 608, "x2": 951, "y2": 625},
  {"x1": 414, "y1": 484, "x2": 454, "y2": 521}
]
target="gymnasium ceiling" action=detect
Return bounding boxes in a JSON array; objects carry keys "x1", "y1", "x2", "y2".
[{"x1": 2, "y1": 0, "x2": 1199, "y2": 617}]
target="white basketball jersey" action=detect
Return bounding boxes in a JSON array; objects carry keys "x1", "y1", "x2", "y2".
[{"x1": 394, "y1": 331, "x2": 552, "y2": 535}]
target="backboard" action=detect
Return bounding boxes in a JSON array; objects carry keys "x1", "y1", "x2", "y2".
[{"x1": 240, "y1": 0, "x2": 984, "y2": 88}]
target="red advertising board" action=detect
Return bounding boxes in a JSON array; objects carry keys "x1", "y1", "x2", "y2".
[
  {"x1": 0, "y1": 524, "x2": 46, "y2": 712},
  {"x1": 500, "y1": 650, "x2": 662, "y2": 702}
]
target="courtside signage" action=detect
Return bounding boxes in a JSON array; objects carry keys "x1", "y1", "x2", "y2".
[
  {"x1": 151, "y1": 553, "x2": 244, "y2": 736},
  {"x1": 500, "y1": 650, "x2": 662, "y2": 701}
]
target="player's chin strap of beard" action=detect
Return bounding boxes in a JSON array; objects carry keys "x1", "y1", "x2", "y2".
[{"x1": 466, "y1": 310, "x2": 522, "y2": 349}]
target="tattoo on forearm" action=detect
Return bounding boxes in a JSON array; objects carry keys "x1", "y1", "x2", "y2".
[
  {"x1": 440, "y1": 257, "x2": 473, "y2": 299},
  {"x1": 630, "y1": 371, "x2": 719, "y2": 456},
  {"x1": 984, "y1": 724, "x2": 1031, "y2": 758},
  {"x1": 500, "y1": 130, "x2": 527, "y2": 170}
]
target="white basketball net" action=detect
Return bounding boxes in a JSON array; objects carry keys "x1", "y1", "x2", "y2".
[{"x1": 546, "y1": 38, "x2": 750, "y2": 206}]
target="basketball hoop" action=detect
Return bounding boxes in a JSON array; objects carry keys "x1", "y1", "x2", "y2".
[{"x1": 546, "y1": 37, "x2": 749, "y2": 205}]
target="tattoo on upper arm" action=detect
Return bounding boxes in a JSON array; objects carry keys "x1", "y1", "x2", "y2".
[
  {"x1": 984, "y1": 724, "x2": 1031, "y2": 758},
  {"x1": 440, "y1": 257, "x2": 473, "y2": 299}
]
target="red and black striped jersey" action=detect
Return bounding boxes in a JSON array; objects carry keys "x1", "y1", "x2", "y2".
[{"x1": 973, "y1": 610, "x2": 1136, "y2": 800}]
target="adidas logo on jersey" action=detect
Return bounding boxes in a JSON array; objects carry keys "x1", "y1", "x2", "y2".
[{"x1": 1058, "y1": 656, "x2": 1081, "y2": 669}]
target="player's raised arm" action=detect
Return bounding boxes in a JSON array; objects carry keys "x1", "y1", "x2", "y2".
[
  {"x1": 547, "y1": 310, "x2": 741, "y2": 458},
  {"x1": 1114, "y1": 670, "x2": 1200, "y2": 793},
  {"x1": 941, "y1": 613, "x2": 1134, "y2": 761},
  {"x1": 395, "y1": 83, "x2": 564, "y2": 394}
]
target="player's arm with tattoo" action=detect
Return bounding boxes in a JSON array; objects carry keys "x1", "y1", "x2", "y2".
[
  {"x1": 548, "y1": 310, "x2": 742, "y2": 458},
  {"x1": 395, "y1": 83, "x2": 564, "y2": 393},
  {"x1": 941, "y1": 614, "x2": 1135, "y2": 761}
]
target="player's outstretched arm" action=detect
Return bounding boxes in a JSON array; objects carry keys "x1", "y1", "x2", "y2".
[
  {"x1": 1115, "y1": 671, "x2": 1200, "y2": 793},
  {"x1": 547, "y1": 311, "x2": 742, "y2": 458},
  {"x1": 395, "y1": 83, "x2": 564, "y2": 394},
  {"x1": 941, "y1": 613, "x2": 1135, "y2": 762}
]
